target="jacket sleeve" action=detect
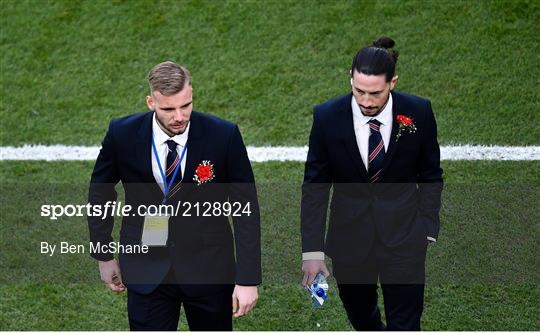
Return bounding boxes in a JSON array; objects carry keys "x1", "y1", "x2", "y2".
[
  {"x1": 226, "y1": 125, "x2": 262, "y2": 285},
  {"x1": 417, "y1": 101, "x2": 444, "y2": 241},
  {"x1": 87, "y1": 120, "x2": 120, "y2": 261},
  {"x1": 301, "y1": 108, "x2": 332, "y2": 254}
]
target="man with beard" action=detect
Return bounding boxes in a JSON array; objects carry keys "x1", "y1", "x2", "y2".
[
  {"x1": 301, "y1": 37, "x2": 443, "y2": 330},
  {"x1": 88, "y1": 61, "x2": 261, "y2": 330}
]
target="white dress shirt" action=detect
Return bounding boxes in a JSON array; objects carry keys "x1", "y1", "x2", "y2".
[
  {"x1": 351, "y1": 94, "x2": 393, "y2": 171},
  {"x1": 151, "y1": 113, "x2": 189, "y2": 192}
]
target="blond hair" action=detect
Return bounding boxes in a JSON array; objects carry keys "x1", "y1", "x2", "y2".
[{"x1": 147, "y1": 61, "x2": 191, "y2": 96}]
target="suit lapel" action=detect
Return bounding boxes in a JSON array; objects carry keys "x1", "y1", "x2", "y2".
[
  {"x1": 173, "y1": 111, "x2": 206, "y2": 200},
  {"x1": 380, "y1": 91, "x2": 400, "y2": 175},
  {"x1": 135, "y1": 112, "x2": 156, "y2": 183},
  {"x1": 340, "y1": 93, "x2": 369, "y2": 181},
  {"x1": 183, "y1": 111, "x2": 205, "y2": 183}
]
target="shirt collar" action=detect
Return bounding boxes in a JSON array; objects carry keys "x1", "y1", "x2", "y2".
[
  {"x1": 351, "y1": 92, "x2": 394, "y2": 126},
  {"x1": 152, "y1": 113, "x2": 190, "y2": 147}
]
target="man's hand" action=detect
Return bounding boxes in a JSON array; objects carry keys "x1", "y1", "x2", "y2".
[
  {"x1": 302, "y1": 260, "x2": 330, "y2": 287},
  {"x1": 232, "y1": 285, "x2": 258, "y2": 318},
  {"x1": 98, "y1": 259, "x2": 125, "y2": 292}
]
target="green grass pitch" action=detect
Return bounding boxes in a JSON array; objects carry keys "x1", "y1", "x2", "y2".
[{"x1": 1, "y1": 0, "x2": 539, "y2": 330}]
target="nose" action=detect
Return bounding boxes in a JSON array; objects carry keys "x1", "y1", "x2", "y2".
[
  {"x1": 360, "y1": 95, "x2": 373, "y2": 108},
  {"x1": 173, "y1": 109, "x2": 184, "y2": 122}
]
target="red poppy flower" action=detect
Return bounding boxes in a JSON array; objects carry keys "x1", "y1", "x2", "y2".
[
  {"x1": 196, "y1": 165, "x2": 212, "y2": 181},
  {"x1": 397, "y1": 115, "x2": 414, "y2": 126},
  {"x1": 395, "y1": 115, "x2": 417, "y2": 142},
  {"x1": 193, "y1": 161, "x2": 215, "y2": 185}
]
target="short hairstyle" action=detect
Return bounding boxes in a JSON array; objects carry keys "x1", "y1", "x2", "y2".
[
  {"x1": 351, "y1": 36, "x2": 399, "y2": 82},
  {"x1": 147, "y1": 61, "x2": 191, "y2": 96}
]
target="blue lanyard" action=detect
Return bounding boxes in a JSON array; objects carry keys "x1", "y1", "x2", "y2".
[{"x1": 151, "y1": 135, "x2": 188, "y2": 202}]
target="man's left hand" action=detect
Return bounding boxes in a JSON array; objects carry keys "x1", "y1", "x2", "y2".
[{"x1": 232, "y1": 285, "x2": 258, "y2": 317}]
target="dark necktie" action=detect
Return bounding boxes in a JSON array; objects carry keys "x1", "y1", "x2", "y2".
[
  {"x1": 165, "y1": 140, "x2": 182, "y2": 199},
  {"x1": 368, "y1": 119, "x2": 385, "y2": 183}
]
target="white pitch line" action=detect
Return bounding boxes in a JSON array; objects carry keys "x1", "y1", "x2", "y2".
[{"x1": 0, "y1": 144, "x2": 539, "y2": 161}]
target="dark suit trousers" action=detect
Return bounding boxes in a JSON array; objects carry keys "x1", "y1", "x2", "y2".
[
  {"x1": 333, "y1": 233, "x2": 427, "y2": 331},
  {"x1": 127, "y1": 268, "x2": 234, "y2": 331}
]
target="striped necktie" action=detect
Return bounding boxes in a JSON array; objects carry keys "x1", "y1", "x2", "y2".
[
  {"x1": 368, "y1": 119, "x2": 385, "y2": 183},
  {"x1": 165, "y1": 140, "x2": 182, "y2": 198}
]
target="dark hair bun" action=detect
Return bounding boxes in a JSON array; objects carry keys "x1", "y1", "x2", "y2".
[{"x1": 372, "y1": 36, "x2": 395, "y2": 49}]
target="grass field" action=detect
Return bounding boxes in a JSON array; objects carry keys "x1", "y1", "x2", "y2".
[
  {"x1": 1, "y1": 161, "x2": 538, "y2": 330},
  {"x1": 1, "y1": 0, "x2": 539, "y2": 146},
  {"x1": 1, "y1": 0, "x2": 539, "y2": 331}
]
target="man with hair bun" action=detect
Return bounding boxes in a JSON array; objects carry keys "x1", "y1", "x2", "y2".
[{"x1": 301, "y1": 37, "x2": 443, "y2": 330}]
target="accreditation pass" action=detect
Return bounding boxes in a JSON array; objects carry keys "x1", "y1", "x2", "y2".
[{"x1": 141, "y1": 214, "x2": 170, "y2": 246}]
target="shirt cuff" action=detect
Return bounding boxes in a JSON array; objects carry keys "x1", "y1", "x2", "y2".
[
  {"x1": 427, "y1": 236, "x2": 437, "y2": 243},
  {"x1": 302, "y1": 251, "x2": 325, "y2": 261}
]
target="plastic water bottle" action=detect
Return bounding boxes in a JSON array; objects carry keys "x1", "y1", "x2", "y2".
[{"x1": 307, "y1": 271, "x2": 328, "y2": 308}]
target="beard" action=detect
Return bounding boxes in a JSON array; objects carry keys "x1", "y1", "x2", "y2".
[
  {"x1": 359, "y1": 105, "x2": 383, "y2": 117},
  {"x1": 156, "y1": 116, "x2": 189, "y2": 136},
  {"x1": 358, "y1": 94, "x2": 390, "y2": 117}
]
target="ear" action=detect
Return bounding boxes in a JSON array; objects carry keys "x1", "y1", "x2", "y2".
[
  {"x1": 146, "y1": 95, "x2": 154, "y2": 111},
  {"x1": 390, "y1": 75, "x2": 399, "y2": 90}
]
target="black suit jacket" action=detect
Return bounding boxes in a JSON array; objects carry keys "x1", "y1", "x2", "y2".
[
  {"x1": 301, "y1": 91, "x2": 443, "y2": 264},
  {"x1": 88, "y1": 111, "x2": 261, "y2": 294}
]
